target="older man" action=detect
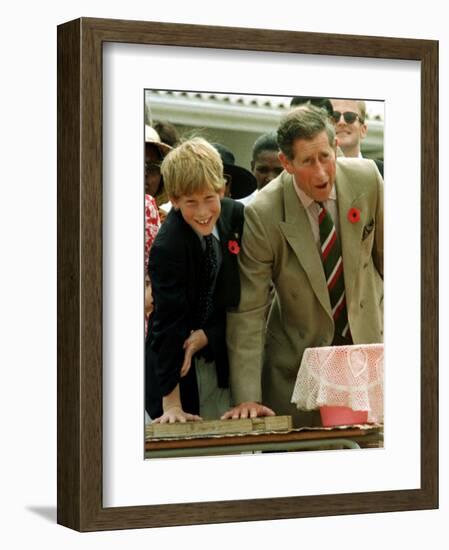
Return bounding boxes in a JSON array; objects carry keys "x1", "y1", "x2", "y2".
[{"x1": 224, "y1": 105, "x2": 383, "y2": 427}]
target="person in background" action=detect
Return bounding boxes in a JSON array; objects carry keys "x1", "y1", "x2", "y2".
[
  {"x1": 146, "y1": 138, "x2": 244, "y2": 423},
  {"x1": 251, "y1": 131, "x2": 283, "y2": 190},
  {"x1": 290, "y1": 96, "x2": 334, "y2": 117},
  {"x1": 145, "y1": 125, "x2": 172, "y2": 215},
  {"x1": 212, "y1": 143, "x2": 257, "y2": 201},
  {"x1": 144, "y1": 194, "x2": 160, "y2": 337},
  {"x1": 153, "y1": 120, "x2": 180, "y2": 147},
  {"x1": 145, "y1": 193, "x2": 161, "y2": 272},
  {"x1": 239, "y1": 132, "x2": 283, "y2": 206},
  {"x1": 329, "y1": 98, "x2": 384, "y2": 177},
  {"x1": 223, "y1": 105, "x2": 383, "y2": 427}
]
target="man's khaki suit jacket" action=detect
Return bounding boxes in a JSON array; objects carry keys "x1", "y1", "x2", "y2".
[{"x1": 227, "y1": 158, "x2": 384, "y2": 427}]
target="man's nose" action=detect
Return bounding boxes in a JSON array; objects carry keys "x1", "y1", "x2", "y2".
[{"x1": 315, "y1": 162, "x2": 327, "y2": 178}]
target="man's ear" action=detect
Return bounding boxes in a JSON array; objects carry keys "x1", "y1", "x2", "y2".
[
  {"x1": 359, "y1": 122, "x2": 368, "y2": 141},
  {"x1": 278, "y1": 152, "x2": 293, "y2": 174}
]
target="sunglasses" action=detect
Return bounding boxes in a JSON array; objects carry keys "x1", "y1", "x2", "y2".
[{"x1": 331, "y1": 111, "x2": 362, "y2": 124}]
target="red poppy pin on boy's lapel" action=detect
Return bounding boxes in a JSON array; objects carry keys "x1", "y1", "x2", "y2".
[
  {"x1": 347, "y1": 207, "x2": 361, "y2": 224},
  {"x1": 228, "y1": 240, "x2": 240, "y2": 255}
]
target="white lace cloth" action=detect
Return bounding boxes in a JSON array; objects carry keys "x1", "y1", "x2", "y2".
[{"x1": 291, "y1": 344, "x2": 384, "y2": 423}]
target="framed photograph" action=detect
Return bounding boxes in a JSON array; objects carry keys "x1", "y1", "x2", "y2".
[
  {"x1": 57, "y1": 17, "x2": 438, "y2": 531},
  {"x1": 142, "y1": 89, "x2": 386, "y2": 457}
]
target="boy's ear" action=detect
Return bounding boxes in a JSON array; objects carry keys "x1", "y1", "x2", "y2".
[
  {"x1": 169, "y1": 196, "x2": 179, "y2": 209},
  {"x1": 218, "y1": 187, "x2": 225, "y2": 198}
]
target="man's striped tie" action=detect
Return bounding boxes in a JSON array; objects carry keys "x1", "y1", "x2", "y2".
[{"x1": 316, "y1": 202, "x2": 350, "y2": 340}]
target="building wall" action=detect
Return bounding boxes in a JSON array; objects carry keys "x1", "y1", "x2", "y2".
[{"x1": 147, "y1": 92, "x2": 384, "y2": 168}]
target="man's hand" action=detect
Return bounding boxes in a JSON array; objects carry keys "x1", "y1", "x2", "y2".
[
  {"x1": 180, "y1": 329, "x2": 208, "y2": 378},
  {"x1": 221, "y1": 401, "x2": 275, "y2": 420},
  {"x1": 152, "y1": 406, "x2": 202, "y2": 424}
]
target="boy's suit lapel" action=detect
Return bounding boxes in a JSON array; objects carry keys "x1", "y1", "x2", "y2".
[
  {"x1": 278, "y1": 174, "x2": 333, "y2": 319},
  {"x1": 216, "y1": 200, "x2": 241, "y2": 306},
  {"x1": 172, "y1": 208, "x2": 203, "y2": 282},
  {"x1": 216, "y1": 205, "x2": 230, "y2": 251}
]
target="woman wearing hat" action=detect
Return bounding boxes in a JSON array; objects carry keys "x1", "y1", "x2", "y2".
[{"x1": 145, "y1": 125, "x2": 172, "y2": 212}]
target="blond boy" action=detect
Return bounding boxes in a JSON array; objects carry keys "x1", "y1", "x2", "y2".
[{"x1": 145, "y1": 138, "x2": 244, "y2": 423}]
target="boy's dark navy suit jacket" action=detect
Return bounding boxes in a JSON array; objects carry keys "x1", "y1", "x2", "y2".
[{"x1": 146, "y1": 197, "x2": 244, "y2": 418}]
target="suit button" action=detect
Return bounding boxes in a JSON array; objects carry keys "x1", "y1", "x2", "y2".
[
  {"x1": 360, "y1": 301, "x2": 364, "y2": 308},
  {"x1": 298, "y1": 332, "x2": 304, "y2": 339},
  {"x1": 363, "y1": 262, "x2": 369, "y2": 268}
]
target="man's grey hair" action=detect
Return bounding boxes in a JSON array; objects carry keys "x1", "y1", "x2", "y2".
[{"x1": 277, "y1": 104, "x2": 336, "y2": 160}]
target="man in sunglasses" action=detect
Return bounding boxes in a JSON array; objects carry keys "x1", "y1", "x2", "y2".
[
  {"x1": 330, "y1": 99, "x2": 383, "y2": 177},
  {"x1": 330, "y1": 98, "x2": 368, "y2": 157}
]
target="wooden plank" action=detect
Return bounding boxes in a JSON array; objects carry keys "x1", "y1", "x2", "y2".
[
  {"x1": 146, "y1": 415, "x2": 292, "y2": 440},
  {"x1": 145, "y1": 428, "x2": 377, "y2": 451}
]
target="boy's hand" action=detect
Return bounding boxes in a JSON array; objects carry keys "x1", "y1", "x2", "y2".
[
  {"x1": 156, "y1": 384, "x2": 201, "y2": 424},
  {"x1": 221, "y1": 402, "x2": 275, "y2": 420},
  {"x1": 152, "y1": 407, "x2": 202, "y2": 424},
  {"x1": 180, "y1": 330, "x2": 208, "y2": 378}
]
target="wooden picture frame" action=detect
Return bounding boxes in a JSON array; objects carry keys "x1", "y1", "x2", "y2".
[{"x1": 57, "y1": 17, "x2": 438, "y2": 531}]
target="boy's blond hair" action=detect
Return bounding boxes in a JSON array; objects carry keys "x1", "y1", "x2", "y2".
[{"x1": 161, "y1": 137, "x2": 225, "y2": 199}]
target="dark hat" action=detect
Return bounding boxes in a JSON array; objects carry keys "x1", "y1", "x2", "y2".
[
  {"x1": 290, "y1": 96, "x2": 333, "y2": 117},
  {"x1": 212, "y1": 143, "x2": 257, "y2": 200}
]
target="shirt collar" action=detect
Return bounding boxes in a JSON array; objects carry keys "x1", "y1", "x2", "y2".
[
  {"x1": 293, "y1": 178, "x2": 337, "y2": 209},
  {"x1": 193, "y1": 224, "x2": 220, "y2": 242}
]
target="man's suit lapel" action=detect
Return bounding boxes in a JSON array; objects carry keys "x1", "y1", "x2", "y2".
[
  {"x1": 336, "y1": 164, "x2": 365, "y2": 306},
  {"x1": 278, "y1": 174, "x2": 332, "y2": 318}
]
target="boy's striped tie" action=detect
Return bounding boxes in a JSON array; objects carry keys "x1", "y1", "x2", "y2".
[{"x1": 316, "y1": 202, "x2": 350, "y2": 340}]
